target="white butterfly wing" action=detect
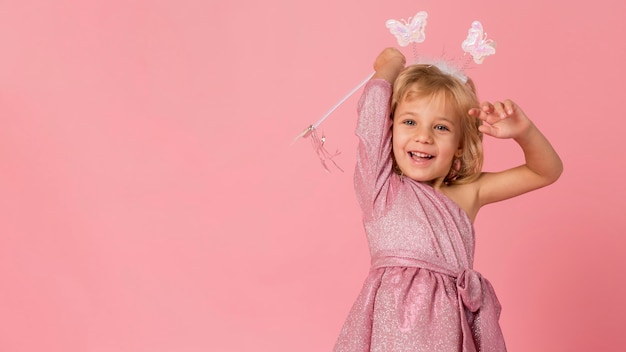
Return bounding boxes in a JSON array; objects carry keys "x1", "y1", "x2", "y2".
[
  {"x1": 386, "y1": 11, "x2": 428, "y2": 47},
  {"x1": 407, "y1": 11, "x2": 428, "y2": 44},
  {"x1": 462, "y1": 21, "x2": 496, "y2": 64},
  {"x1": 471, "y1": 39, "x2": 496, "y2": 64},
  {"x1": 386, "y1": 19, "x2": 412, "y2": 47},
  {"x1": 462, "y1": 21, "x2": 484, "y2": 52}
]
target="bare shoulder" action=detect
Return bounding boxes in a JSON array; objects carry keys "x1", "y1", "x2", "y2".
[{"x1": 438, "y1": 181, "x2": 481, "y2": 223}]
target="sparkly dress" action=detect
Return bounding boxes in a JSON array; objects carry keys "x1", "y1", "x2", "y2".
[{"x1": 333, "y1": 79, "x2": 507, "y2": 352}]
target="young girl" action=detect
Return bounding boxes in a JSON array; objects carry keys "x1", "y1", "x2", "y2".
[{"x1": 333, "y1": 48, "x2": 563, "y2": 351}]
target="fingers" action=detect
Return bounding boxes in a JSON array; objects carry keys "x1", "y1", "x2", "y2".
[
  {"x1": 473, "y1": 99, "x2": 517, "y2": 120},
  {"x1": 468, "y1": 107, "x2": 481, "y2": 117},
  {"x1": 481, "y1": 101, "x2": 506, "y2": 118},
  {"x1": 469, "y1": 102, "x2": 499, "y2": 126},
  {"x1": 471, "y1": 99, "x2": 528, "y2": 140},
  {"x1": 469, "y1": 99, "x2": 520, "y2": 138},
  {"x1": 478, "y1": 124, "x2": 496, "y2": 136}
]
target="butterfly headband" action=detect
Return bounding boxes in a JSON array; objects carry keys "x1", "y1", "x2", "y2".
[
  {"x1": 295, "y1": 11, "x2": 496, "y2": 172},
  {"x1": 388, "y1": 13, "x2": 496, "y2": 84}
]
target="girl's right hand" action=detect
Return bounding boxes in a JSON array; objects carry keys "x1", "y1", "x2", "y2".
[{"x1": 373, "y1": 48, "x2": 406, "y2": 83}]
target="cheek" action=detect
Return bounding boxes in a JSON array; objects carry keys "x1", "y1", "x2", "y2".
[
  {"x1": 391, "y1": 129, "x2": 404, "y2": 159},
  {"x1": 391, "y1": 129, "x2": 405, "y2": 152},
  {"x1": 392, "y1": 125, "x2": 408, "y2": 143},
  {"x1": 391, "y1": 138, "x2": 400, "y2": 157}
]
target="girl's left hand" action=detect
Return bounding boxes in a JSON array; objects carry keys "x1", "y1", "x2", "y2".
[{"x1": 469, "y1": 100, "x2": 532, "y2": 140}]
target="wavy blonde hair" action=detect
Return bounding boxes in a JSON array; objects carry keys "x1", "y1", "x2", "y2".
[{"x1": 391, "y1": 64, "x2": 483, "y2": 185}]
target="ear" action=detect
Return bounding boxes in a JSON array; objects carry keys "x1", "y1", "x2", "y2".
[{"x1": 455, "y1": 147, "x2": 463, "y2": 158}]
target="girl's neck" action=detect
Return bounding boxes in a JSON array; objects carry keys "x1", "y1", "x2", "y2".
[{"x1": 413, "y1": 177, "x2": 446, "y2": 190}]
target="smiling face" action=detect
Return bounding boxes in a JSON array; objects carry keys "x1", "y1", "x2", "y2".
[{"x1": 392, "y1": 89, "x2": 462, "y2": 186}]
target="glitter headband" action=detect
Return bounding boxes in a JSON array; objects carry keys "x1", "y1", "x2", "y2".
[{"x1": 295, "y1": 11, "x2": 496, "y2": 172}]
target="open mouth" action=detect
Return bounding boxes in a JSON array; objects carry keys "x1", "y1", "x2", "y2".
[{"x1": 409, "y1": 151, "x2": 434, "y2": 161}]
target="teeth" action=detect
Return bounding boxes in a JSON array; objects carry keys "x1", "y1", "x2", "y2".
[{"x1": 410, "y1": 151, "x2": 433, "y2": 159}]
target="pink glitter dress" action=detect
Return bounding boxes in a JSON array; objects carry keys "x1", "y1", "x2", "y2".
[{"x1": 333, "y1": 79, "x2": 507, "y2": 352}]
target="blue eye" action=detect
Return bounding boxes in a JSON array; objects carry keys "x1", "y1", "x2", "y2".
[
  {"x1": 403, "y1": 120, "x2": 416, "y2": 126},
  {"x1": 435, "y1": 125, "x2": 449, "y2": 131}
]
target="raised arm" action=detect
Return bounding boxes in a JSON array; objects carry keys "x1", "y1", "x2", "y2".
[
  {"x1": 353, "y1": 48, "x2": 406, "y2": 216},
  {"x1": 472, "y1": 100, "x2": 563, "y2": 206}
]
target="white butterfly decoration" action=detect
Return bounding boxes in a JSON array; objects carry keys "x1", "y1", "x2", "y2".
[
  {"x1": 386, "y1": 11, "x2": 428, "y2": 47},
  {"x1": 461, "y1": 21, "x2": 496, "y2": 64}
]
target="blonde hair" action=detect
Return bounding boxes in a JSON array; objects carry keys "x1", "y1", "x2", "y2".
[{"x1": 391, "y1": 64, "x2": 483, "y2": 185}]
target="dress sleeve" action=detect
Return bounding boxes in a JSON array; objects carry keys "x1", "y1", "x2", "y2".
[{"x1": 354, "y1": 79, "x2": 395, "y2": 219}]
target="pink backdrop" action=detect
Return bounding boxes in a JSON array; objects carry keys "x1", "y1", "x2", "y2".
[{"x1": 1, "y1": 0, "x2": 625, "y2": 351}]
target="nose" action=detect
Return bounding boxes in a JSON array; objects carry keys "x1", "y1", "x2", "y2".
[{"x1": 414, "y1": 126, "x2": 433, "y2": 143}]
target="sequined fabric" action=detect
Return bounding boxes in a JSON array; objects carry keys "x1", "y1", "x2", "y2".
[{"x1": 333, "y1": 80, "x2": 506, "y2": 351}]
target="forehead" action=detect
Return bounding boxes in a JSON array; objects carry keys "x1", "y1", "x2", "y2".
[
  {"x1": 403, "y1": 80, "x2": 451, "y2": 100},
  {"x1": 401, "y1": 81, "x2": 472, "y2": 116},
  {"x1": 398, "y1": 89, "x2": 456, "y2": 118}
]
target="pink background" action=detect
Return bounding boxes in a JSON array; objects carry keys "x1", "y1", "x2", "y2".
[{"x1": 1, "y1": 0, "x2": 625, "y2": 351}]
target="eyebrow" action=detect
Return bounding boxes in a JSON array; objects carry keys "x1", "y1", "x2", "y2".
[
  {"x1": 436, "y1": 117, "x2": 456, "y2": 124},
  {"x1": 397, "y1": 111, "x2": 456, "y2": 123}
]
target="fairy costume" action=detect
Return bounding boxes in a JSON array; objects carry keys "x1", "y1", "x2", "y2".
[{"x1": 332, "y1": 79, "x2": 507, "y2": 352}]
